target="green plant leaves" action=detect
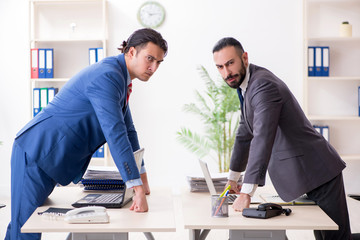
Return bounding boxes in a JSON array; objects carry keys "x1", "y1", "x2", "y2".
[{"x1": 177, "y1": 65, "x2": 240, "y2": 172}]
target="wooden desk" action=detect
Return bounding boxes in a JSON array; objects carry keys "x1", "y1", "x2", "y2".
[
  {"x1": 21, "y1": 187, "x2": 176, "y2": 240},
  {"x1": 182, "y1": 190, "x2": 338, "y2": 240}
]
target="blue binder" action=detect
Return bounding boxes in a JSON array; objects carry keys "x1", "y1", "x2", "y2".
[
  {"x1": 33, "y1": 88, "x2": 41, "y2": 117},
  {"x1": 89, "y1": 48, "x2": 97, "y2": 65},
  {"x1": 48, "y1": 87, "x2": 58, "y2": 103},
  {"x1": 321, "y1": 47, "x2": 329, "y2": 77},
  {"x1": 315, "y1": 47, "x2": 322, "y2": 76},
  {"x1": 97, "y1": 48, "x2": 104, "y2": 62},
  {"x1": 45, "y1": 48, "x2": 54, "y2": 78},
  {"x1": 313, "y1": 125, "x2": 329, "y2": 141},
  {"x1": 308, "y1": 47, "x2": 315, "y2": 76},
  {"x1": 38, "y1": 49, "x2": 46, "y2": 78},
  {"x1": 40, "y1": 88, "x2": 48, "y2": 110},
  {"x1": 97, "y1": 145, "x2": 105, "y2": 158}
]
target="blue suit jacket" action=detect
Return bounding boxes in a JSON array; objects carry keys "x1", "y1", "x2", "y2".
[{"x1": 15, "y1": 54, "x2": 141, "y2": 186}]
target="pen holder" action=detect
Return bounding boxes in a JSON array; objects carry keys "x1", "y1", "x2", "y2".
[{"x1": 211, "y1": 195, "x2": 229, "y2": 217}]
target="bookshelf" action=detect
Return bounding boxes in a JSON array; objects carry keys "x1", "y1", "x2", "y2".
[
  {"x1": 303, "y1": 0, "x2": 360, "y2": 192},
  {"x1": 29, "y1": 0, "x2": 109, "y2": 166}
]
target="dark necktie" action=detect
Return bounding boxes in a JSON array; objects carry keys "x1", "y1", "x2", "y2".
[{"x1": 237, "y1": 88, "x2": 244, "y2": 109}]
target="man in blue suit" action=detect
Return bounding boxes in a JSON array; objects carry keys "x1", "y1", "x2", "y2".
[{"x1": 5, "y1": 28, "x2": 168, "y2": 240}]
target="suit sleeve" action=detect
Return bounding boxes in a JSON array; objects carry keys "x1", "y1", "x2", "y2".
[
  {"x1": 123, "y1": 108, "x2": 144, "y2": 167},
  {"x1": 85, "y1": 71, "x2": 140, "y2": 182},
  {"x1": 230, "y1": 114, "x2": 253, "y2": 173},
  {"x1": 244, "y1": 80, "x2": 282, "y2": 186}
]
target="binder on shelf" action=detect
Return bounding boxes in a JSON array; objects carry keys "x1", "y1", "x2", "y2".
[
  {"x1": 321, "y1": 46, "x2": 329, "y2": 77},
  {"x1": 313, "y1": 125, "x2": 329, "y2": 142},
  {"x1": 33, "y1": 88, "x2": 41, "y2": 117},
  {"x1": 308, "y1": 47, "x2": 315, "y2": 76},
  {"x1": 315, "y1": 47, "x2": 322, "y2": 76},
  {"x1": 97, "y1": 48, "x2": 104, "y2": 62},
  {"x1": 89, "y1": 48, "x2": 104, "y2": 65},
  {"x1": 322, "y1": 126, "x2": 329, "y2": 142},
  {"x1": 48, "y1": 87, "x2": 58, "y2": 103},
  {"x1": 45, "y1": 48, "x2": 54, "y2": 78},
  {"x1": 97, "y1": 145, "x2": 104, "y2": 158},
  {"x1": 38, "y1": 49, "x2": 46, "y2": 78},
  {"x1": 89, "y1": 48, "x2": 97, "y2": 65},
  {"x1": 31, "y1": 48, "x2": 39, "y2": 79},
  {"x1": 40, "y1": 88, "x2": 48, "y2": 110},
  {"x1": 92, "y1": 145, "x2": 105, "y2": 158}
]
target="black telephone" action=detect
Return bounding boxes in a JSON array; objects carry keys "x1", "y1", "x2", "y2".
[{"x1": 242, "y1": 203, "x2": 292, "y2": 219}]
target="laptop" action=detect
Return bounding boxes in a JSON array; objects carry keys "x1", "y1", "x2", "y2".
[
  {"x1": 72, "y1": 148, "x2": 144, "y2": 208},
  {"x1": 198, "y1": 159, "x2": 262, "y2": 204}
]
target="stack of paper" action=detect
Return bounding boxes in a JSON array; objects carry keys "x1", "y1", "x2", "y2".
[{"x1": 186, "y1": 172, "x2": 242, "y2": 192}]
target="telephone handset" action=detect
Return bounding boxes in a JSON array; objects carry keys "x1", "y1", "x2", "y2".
[
  {"x1": 243, "y1": 203, "x2": 292, "y2": 219},
  {"x1": 64, "y1": 206, "x2": 110, "y2": 224}
]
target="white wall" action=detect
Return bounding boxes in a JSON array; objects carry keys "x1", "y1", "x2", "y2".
[{"x1": 0, "y1": 0, "x2": 303, "y2": 197}]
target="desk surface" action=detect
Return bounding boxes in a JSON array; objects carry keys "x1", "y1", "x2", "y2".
[
  {"x1": 22, "y1": 187, "x2": 176, "y2": 233},
  {"x1": 182, "y1": 189, "x2": 338, "y2": 231}
]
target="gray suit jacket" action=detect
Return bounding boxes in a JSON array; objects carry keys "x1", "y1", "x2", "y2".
[{"x1": 230, "y1": 64, "x2": 346, "y2": 201}]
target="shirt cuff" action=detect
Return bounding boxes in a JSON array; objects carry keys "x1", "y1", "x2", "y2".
[
  {"x1": 140, "y1": 165, "x2": 146, "y2": 174},
  {"x1": 240, "y1": 183, "x2": 258, "y2": 197},
  {"x1": 125, "y1": 178, "x2": 143, "y2": 188},
  {"x1": 228, "y1": 170, "x2": 242, "y2": 182}
]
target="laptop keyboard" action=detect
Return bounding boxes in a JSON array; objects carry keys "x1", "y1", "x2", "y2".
[
  {"x1": 92, "y1": 193, "x2": 123, "y2": 203},
  {"x1": 228, "y1": 194, "x2": 237, "y2": 202}
]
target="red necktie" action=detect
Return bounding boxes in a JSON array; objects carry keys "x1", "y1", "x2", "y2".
[{"x1": 126, "y1": 82, "x2": 132, "y2": 105}]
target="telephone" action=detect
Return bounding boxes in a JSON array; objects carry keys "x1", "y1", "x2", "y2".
[
  {"x1": 64, "y1": 206, "x2": 110, "y2": 224},
  {"x1": 242, "y1": 203, "x2": 292, "y2": 219}
]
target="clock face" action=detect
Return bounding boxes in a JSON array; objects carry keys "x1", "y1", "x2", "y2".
[{"x1": 138, "y1": 1, "x2": 165, "y2": 28}]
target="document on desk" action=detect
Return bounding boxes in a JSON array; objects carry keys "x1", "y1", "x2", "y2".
[{"x1": 260, "y1": 193, "x2": 316, "y2": 205}]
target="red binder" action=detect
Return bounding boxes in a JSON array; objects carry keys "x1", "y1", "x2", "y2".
[{"x1": 31, "y1": 48, "x2": 38, "y2": 79}]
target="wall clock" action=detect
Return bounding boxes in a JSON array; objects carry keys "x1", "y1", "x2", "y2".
[{"x1": 138, "y1": 1, "x2": 165, "y2": 28}]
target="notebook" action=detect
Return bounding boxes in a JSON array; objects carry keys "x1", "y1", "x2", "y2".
[
  {"x1": 198, "y1": 159, "x2": 262, "y2": 204},
  {"x1": 72, "y1": 148, "x2": 144, "y2": 208}
]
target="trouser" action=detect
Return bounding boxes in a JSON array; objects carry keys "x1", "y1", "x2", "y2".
[
  {"x1": 307, "y1": 173, "x2": 352, "y2": 240},
  {"x1": 5, "y1": 142, "x2": 56, "y2": 240}
]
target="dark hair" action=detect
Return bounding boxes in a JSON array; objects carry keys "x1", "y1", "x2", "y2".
[
  {"x1": 118, "y1": 28, "x2": 168, "y2": 56},
  {"x1": 212, "y1": 37, "x2": 244, "y2": 55}
]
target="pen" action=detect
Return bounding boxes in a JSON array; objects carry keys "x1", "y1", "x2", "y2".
[{"x1": 220, "y1": 185, "x2": 231, "y2": 198}]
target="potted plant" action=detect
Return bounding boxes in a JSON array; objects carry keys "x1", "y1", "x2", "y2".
[{"x1": 177, "y1": 65, "x2": 240, "y2": 172}]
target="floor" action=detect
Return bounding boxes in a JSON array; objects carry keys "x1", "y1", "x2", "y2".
[{"x1": 0, "y1": 194, "x2": 318, "y2": 240}]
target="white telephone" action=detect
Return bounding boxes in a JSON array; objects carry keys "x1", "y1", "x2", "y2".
[{"x1": 64, "y1": 206, "x2": 109, "y2": 224}]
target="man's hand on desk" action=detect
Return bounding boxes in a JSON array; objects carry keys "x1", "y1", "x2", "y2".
[
  {"x1": 130, "y1": 185, "x2": 149, "y2": 212},
  {"x1": 233, "y1": 193, "x2": 251, "y2": 212},
  {"x1": 141, "y1": 172, "x2": 150, "y2": 195},
  {"x1": 225, "y1": 180, "x2": 241, "y2": 194}
]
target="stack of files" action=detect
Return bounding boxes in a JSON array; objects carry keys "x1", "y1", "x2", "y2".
[
  {"x1": 81, "y1": 166, "x2": 125, "y2": 191},
  {"x1": 308, "y1": 46, "x2": 329, "y2": 77},
  {"x1": 89, "y1": 48, "x2": 104, "y2": 65},
  {"x1": 186, "y1": 172, "x2": 243, "y2": 192},
  {"x1": 31, "y1": 48, "x2": 54, "y2": 78},
  {"x1": 33, "y1": 87, "x2": 58, "y2": 117}
]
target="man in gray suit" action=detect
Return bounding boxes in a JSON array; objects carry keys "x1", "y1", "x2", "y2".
[{"x1": 213, "y1": 37, "x2": 352, "y2": 240}]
